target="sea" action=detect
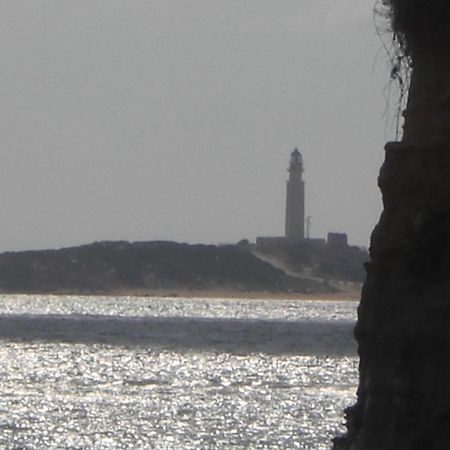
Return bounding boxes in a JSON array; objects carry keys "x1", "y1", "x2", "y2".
[{"x1": 0, "y1": 295, "x2": 358, "y2": 449}]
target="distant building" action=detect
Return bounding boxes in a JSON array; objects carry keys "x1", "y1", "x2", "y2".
[
  {"x1": 255, "y1": 236, "x2": 325, "y2": 251},
  {"x1": 285, "y1": 148, "x2": 305, "y2": 240},
  {"x1": 256, "y1": 149, "x2": 306, "y2": 250},
  {"x1": 327, "y1": 232, "x2": 348, "y2": 249},
  {"x1": 256, "y1": 149, "x2": 350, "y2": 251}
]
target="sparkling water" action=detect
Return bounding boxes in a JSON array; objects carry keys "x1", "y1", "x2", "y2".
[{"x1": 0, "y1": 295, "x2": 358, "y2": 449}]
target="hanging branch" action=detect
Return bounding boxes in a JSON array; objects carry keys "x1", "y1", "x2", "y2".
[{"x1": 373, "y1": 0, "x2": 412, "y2": 139}]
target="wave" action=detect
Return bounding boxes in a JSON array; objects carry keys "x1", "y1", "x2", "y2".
[{"x1": 0, "y1": 314, "x2": 356, "y2": 356}]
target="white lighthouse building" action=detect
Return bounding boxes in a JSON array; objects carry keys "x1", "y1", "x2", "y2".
[
  {"x1": 285, "y1": 148, "x2": 305, "y2": 240},
  {"x1": 256, "y1": 148, "x2": 348, "y2": 251}
]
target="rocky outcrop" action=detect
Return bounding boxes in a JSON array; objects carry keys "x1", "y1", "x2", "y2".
[
  {"x1": 333, "y1": 1, "x2": 450, "y2": 447},
  {"x1": 333, "y1": 143, "x2": 450, "y2": 449}
]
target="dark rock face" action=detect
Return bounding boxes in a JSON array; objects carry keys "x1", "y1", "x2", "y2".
[
  {"x1": 333, "y1": 143, "x2": 450, "y2": 449},
  {"x1": 333, "y1": 1, "x2": 450, "y2": 447}
]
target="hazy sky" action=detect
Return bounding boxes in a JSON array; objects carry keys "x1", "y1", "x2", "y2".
[{"x1": 0, "y1": 0, "x2": 396, "y2": 251}]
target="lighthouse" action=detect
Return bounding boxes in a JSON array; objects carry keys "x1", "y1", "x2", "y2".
[{"x1": 285, "y1": 148, "x2": 305, "y2": 239}]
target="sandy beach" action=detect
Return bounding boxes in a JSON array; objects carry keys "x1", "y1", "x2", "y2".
[
  {"x1": 2, "y1": 283, "x2": 362, "y2": 301},
  {"x1": 92, "y1": 283, "x2": 363, "y2": 301}
]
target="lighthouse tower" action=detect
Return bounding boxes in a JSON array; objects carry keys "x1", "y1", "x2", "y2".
[{"x1": 285, "y1": 148, "x2": 305, "y2": 239}]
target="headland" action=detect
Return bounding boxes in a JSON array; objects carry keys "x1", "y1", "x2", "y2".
[{"x1": 0, "y1": 240, "x2": 366, "y2": 298}]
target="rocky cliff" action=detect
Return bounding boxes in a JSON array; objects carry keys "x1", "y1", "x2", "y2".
[
  {"x1": 333, "y1": 1, "x2": 450, "y2": 448},
  {"x1": 334, "y1": 143, "x2": 450, "y2": 449}
]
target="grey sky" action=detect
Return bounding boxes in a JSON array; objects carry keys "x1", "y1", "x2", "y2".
[{"x1": 0, "y1": 1, "x2": 394, "y2": 251}]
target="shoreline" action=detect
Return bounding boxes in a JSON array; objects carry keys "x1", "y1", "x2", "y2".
[
  {"x1": 139, "y1": 287, "x2": 362, "y2": 301},
  {"x1": 116, "y1": 282, "x2": 362, "y2": 301},
  {"x1": 2, "y1": 285, "x2": 362, "y2": 301}
]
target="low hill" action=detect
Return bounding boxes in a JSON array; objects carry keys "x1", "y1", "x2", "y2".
[
  {"x1": 0, "y1": 241, "x2": 332, "y2": 296},
  {"x1": 254, "y1": 239, "x2": 368, "y2": 284}
]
